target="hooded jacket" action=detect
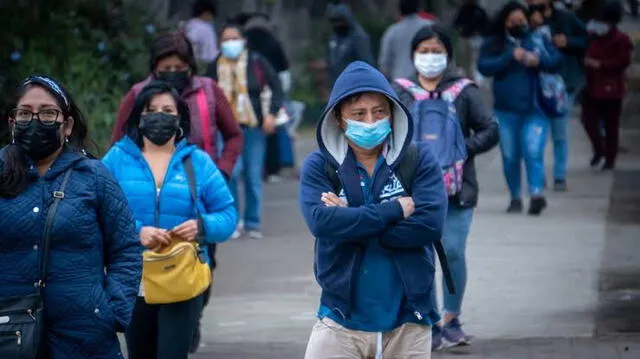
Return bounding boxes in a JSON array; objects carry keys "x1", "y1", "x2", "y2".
[
  {"x1": 0, "y1": 147, "x2": 141, "y2": 359},
  {"x1": 299, "y1": 61, "x2": 447, "y2": 325},
  {"x1": 392, "y1": 70, "x2": 499, "y2": 208},
  {"x1": 101, "y1": 137, "x2": 237, "y2": 262},
  {"x1": 327, "y1": 4, "x2": 375, "y2": 86}
]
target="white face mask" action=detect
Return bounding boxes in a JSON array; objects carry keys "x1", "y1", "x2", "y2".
[
  {"x1": 414, "y1": 53, "x2": 448, "y2": 79},
  {"x1": 586, "y1": 20, "x2": 611, "y2": 36}
]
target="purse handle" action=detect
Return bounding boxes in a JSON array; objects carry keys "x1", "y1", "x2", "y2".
[
  {"x1": 39, "y1": 168, "x2": 73, "y2": 290},
  {"x1": 182, "y1": 156, "x2": 207, "y2": 262}
]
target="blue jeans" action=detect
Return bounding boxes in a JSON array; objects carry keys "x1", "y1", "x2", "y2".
[
  {"x1": 229, "y1": 126, "x2": 266, "y2": 231},
  {"x1": 549, "y1": 93, "x2": 575, "y2": 181},
  {"x1": 432, "y1": 204, "x2": 474, "y2": 315},
  {"x1": 496, "y1": 111, "x2": 549, "y2": 198}
]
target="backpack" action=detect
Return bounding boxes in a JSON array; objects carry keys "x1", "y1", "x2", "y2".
[
  {"x1": 395, "y1": 78, "x2": 470, "y2": 197},
  {"x1": 530, "y1": 30, "x2": 569, "y2": 118},
  {"x1": 324, "y1": 145, "x2": 456, "y2": 294}
]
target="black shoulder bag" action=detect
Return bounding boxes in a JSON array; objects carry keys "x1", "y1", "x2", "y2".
[{"x1": 0, "y1": 169, "x2": 73, "y2": 359}]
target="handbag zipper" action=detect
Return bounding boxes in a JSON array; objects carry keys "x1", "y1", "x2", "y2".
[
  {"x1": 0, "y1": 308, "x2": 35, "y2": 320},
  {"x1": 0, "y1": 331, "x2": 21, "y2": 345},
  {"x1": 143, "y1": 245, "x2": 198, "y2": 262}
]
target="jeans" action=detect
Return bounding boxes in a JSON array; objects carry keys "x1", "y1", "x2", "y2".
[
  {"x1": 126, "y1": 295, "x2": 204, "y2": 359},
  {"x1": 229, "y1": 126, "x2": 266, "y2": 230},
  {"x1": 496, "y1": 111, "x2": 549, "y2": 198},
  {"x1": 432, "y1": 204, "x2": 474, "y2": 315},
  {"x1": 549, "y1": 93, "x2": 574, "y2": 181}
]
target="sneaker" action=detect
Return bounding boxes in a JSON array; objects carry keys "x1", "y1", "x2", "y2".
[
  {"x1": 506, "y1": 198, "x2": 523, "y2": 213},
  {"x1": 248, "y1": 230, "x2": 263, "y2": 239},
  {"x1": 602, "y1": 162, "x2": 615, "y2": 171},
  {"x1": 590, "y1": 154, "x2": 603, "y2": 168},
  {"x1": 267, "y1": 175, "x2": 283, "y2": 183},
  {"x1": 553, "y1": 179, "x2": 568, "y2": 192},
  {"x1": 231, "y1": 221, "x2": 244, "y2": 240},
  {"x1": 442, "y1": 318, "x2": 471, "y2": 347},
  {"x1": 528, "y1": 196, "x2": 547, "y2": 216},
  {"x1": 431, "y1": 324, "x2": 446, "y2": 352}
]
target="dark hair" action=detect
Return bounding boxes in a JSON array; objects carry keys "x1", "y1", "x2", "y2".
[
  {"x1": 125, "y1": 81, "x2": 191, "y2": 148},
  {"x1": 399, "y1": 0, "x2": 420, "y2": 16},
  {"x1": 0, "y1": 75, "x2": 90, "y2": 198},
  {"x1": 192, "y1": 0, "x2": 216, "y2": 17},
  {"x1": 332, "y1": 92, "x2": 393, "y2": 121},
  {"x1": 219, "y1": 22, "x2": 245, "y2": 39},
  {"x1": 149, "y1": 32, "x2": 198, "y2": 74},
  {"x1": 490, "y1": 1, "x2": 530, "y2": 36},
  {"x1": 598, "y1": 1, "x2": 623, "y2": 25},
  {"x1": 411, "y1": 25, "x2": 454, "y2": 60}
]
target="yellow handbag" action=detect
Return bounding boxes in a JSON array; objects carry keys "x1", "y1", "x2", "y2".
[{"x1": 141, "y1": 155, "x2": 212, "y2": 304}]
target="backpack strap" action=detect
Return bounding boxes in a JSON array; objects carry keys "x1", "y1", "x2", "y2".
[
  {"x1": 324, "y1": 158, "x2": 341, "y2": 194},
  {"x1": 441, "y1": 78, "x2": 474, "y2": 103},
  {"x1": 394, "y1": 78, "x2": 432, "y2": 101},
  {"x1": 394, "y1": 144, "x2": 456, "y2": 295}
]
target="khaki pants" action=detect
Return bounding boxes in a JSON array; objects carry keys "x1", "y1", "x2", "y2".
[{"x1": 304, "y1": 318, "x2": 432, "y2": 359}]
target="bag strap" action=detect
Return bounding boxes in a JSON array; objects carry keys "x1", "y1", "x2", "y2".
[
  {"x1": 394, "y1": 78, "x2": 432, "y2": 100},
  {"x1": 182, "y1": 156, "x2": 207, "y2": 260},
  {"x1": 324, "y1": 158, "x2": 341, "y2": 194},
  {"x1": 39, "y1": 168, "x2": 73, "y2": 290},
  {"x1": 441, "y1": 78, "x2": 474, "y2": 102},
  {"x1": 196, "y1": 89, "x2": 213, "y2": 156},
  {"x1": 394, "y1": 145, "x2": 456, "y2": 295}
]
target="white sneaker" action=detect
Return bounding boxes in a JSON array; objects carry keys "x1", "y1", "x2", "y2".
[
  {"x1": 230, "y1": 221, "x2": 244, "y2": 239},
  {"x1": 267, "y1": 175, "x2": 283, "y2": 183},
  {"x1": 248, "y1": 230, "x2": 263, "y2": 239}
]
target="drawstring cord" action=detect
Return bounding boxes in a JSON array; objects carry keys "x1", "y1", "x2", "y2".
[{"x1": 375, "y1": 332, "x2": 383, "y2": 359}]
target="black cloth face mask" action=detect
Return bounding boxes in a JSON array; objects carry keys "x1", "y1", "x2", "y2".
[
  {"x1": 13, "y1": 120, "x2": 64, "y2": 161},
  {"x1": 157, "y1": 71, "x2": 191, "y2": 93},
  {"x1": 139, "y1": 112, "x2": 180, "y2": 146},
  {"x1": 507, "y1": 24, "x2": 530, "y2": 39}
]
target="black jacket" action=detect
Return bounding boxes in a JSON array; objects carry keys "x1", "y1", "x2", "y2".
[
  {"x1": 206, "y1": 51, "x2": 284, "y2": 126},
  {"x1": 546, "y1": 9, "x2": 588, "y2": 93},
  {"x1": 392, "y1": 70, "x2": 499, "y2": 208}
]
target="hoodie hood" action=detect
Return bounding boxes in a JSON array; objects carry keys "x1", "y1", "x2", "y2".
[
  {"x1": 329, "y1": 3, "x2": 357, "y2": 28},
  {"x1": 116, "y1": 136, "x2": 196, "y2": 163},
  {"x1": 317, "y1": 61, "x2": 413, "y2": 167}
]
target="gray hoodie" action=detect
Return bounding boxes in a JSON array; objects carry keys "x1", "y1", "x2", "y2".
[
  {"x1": 379, "y1": 14, "x2": 433, "y2": 80},
  {"x1": 327, "y1": 4, "x2": 374, "y2": 86}
]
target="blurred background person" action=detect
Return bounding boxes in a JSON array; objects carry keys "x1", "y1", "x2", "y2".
[
  {"x1": 453, "y1": 0, "x2": 490, "y2": 83},
  {"x1": 185, "y1": 0, "x2": 219, "y2": 72}
]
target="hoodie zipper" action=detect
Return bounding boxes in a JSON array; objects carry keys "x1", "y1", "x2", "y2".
[{"x1": 140, "y1": 154, "x2": 179, "y2": 227}]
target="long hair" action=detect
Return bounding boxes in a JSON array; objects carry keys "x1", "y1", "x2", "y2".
[
  {"x1": 0, "y1": 75, "x2": 90, "y2": 198},
  {"x1": 125, "y1": 81, "x2": 191, "y2": 148},
  {"x1": 487, "y1": 1, "x2": 530, "y2": 53}
]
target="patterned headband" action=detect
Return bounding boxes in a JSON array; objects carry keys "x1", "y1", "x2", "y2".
[{"x1": 22, "y1": 75, "x2": 70, "y2": 112}]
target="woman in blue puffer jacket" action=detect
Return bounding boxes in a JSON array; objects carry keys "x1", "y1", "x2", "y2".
[
  {"x1": 0, "y1": 75, "x2": 141, "y2": 359},
  {"x1": 478, "y1": 1, "x2": 562, "y2": 216},
  {"x1": 102, "y1": 81, "x2": 236, "y2": 359}
]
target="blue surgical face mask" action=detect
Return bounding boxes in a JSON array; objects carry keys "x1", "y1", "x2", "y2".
[
  {"x1": 221, "y1": 39, "x2": 245, "y2": 59},
  {"x1": 344, "y1": 118, "x2": 392, "y2": 150}
]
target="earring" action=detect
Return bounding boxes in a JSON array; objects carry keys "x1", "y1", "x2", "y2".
[
  {"x1": 65, "y1": 137, "x2": 70, "y2": 143},
  {"x1": 178, "y1": 128, "x2": 184, "y2": 138},
  {"x1": 11, "y1": 129, "x2": 15, "y2": 144}
]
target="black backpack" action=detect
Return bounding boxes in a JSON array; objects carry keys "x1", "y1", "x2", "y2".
[{"x1": 324, "y1": 144, "x2": 456, "y2": 294}]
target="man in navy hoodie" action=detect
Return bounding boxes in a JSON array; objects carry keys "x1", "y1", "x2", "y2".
[{"x1": 299, "y1": 61, "x2": 447, "y2": 358}]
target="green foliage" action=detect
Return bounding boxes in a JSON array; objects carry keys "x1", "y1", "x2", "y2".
[{"x1": 0, "y1": 0, "x2": 167, "y2": 154}]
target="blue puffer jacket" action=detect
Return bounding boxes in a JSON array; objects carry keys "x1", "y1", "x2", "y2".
[
  {"x1": 478, "y1": 33, "x2": 562, "y2": 115},
  {"x1": 102, "y1": 137, "x2": 236, "y2": 262},
  {"x1": 0, "y1": 146, "x2": 141, "y2": 359}
]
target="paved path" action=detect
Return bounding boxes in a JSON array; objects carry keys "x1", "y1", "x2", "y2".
[{"x1": 184, "y1": 116, "x2": 640, "y2": 358}]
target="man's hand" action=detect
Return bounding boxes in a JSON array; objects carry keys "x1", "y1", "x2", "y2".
[
  {"x1": 553, "y1": 34, "x2": 568, "y2": 48},
  {"x1": 263, "y1": 114, "x2": 277, "y2": 135},
  {"x1": 321, "y1": 192, "x2": 347, "y2": 207},
  {"x1": 524, "y1": 52, "x2": 540, "y2": 67},
  {"x1": 397, "y1": 197, "x2": 415, "y2": 218},
  {"x1": 584, "y1": 57, "x2": 602, "y2": 69},
  {"x1": 140, "y1": 226, "x2": 171, "y2": 249},
  {"x1": 170, "y1": 220, "x2": 199, "y2": 242},
  {"x1": 513, "y1": 47, "x2": 527, "y2": 62}
]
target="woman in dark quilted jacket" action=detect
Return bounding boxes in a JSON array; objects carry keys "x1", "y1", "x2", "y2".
[
  {"x1": 581, "y1": 1, "x2": 633, "y2": 170},
  {"x1": 0, "y1": 75, "x2": 141, "y2": 358}
]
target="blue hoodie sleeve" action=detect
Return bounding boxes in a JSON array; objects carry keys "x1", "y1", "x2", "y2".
[
  {"x1": 537, "y1": 37, "x2": 563, "y2": 72},
  {"x1": 194, "y1": 151, "x2": 237, "y2": 243},
  {"x1": 378, "y1": 145, "x2": 447, "y2": 249},
  {"x1": 94, "y1": 162, "x2": 143, "y2": 331},
  {"x1": 102, "y1": 147, "x2": 143, "y2": 233},
  {"x1": 299, "y1": 152, "x2": 405, "y2": 242},
  {"x1": 477, "y1": 38, "x2": 514, "y2": 77}
]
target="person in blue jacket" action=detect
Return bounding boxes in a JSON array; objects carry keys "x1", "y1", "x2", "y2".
[
  {"x1": 478, "y1": 1, "x2": 562, "y2": 215},
  {"x1": 102, "y1": 81, "x2": 236, "y2": 359},
  {"x1": 299, "y1": 61, "x2": 447, "y2": 359},
  {"x1": 0, "y1": 75, "x2": 141, "y2": 359}
]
